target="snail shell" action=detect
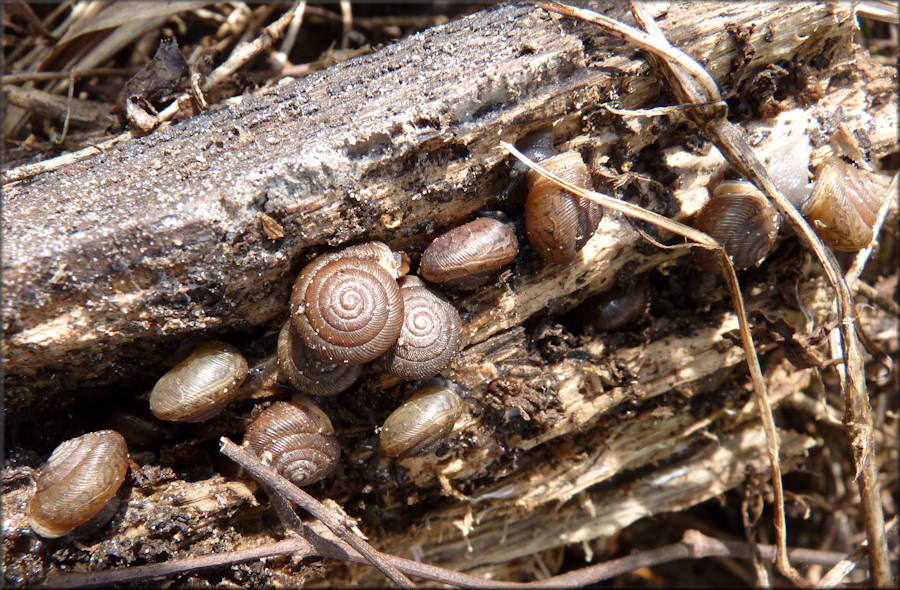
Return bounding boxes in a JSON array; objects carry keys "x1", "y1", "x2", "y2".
[
  {"x1": 801, "y1": 157, "x2": 883, "y2": 251},
  {"x1": 693, "y1": 180, "x2": 781, "y2": 274},
  {"x1": 28, "y1": 430, "x2": 129, "y2": 538},
  {"x1": 379, "y1": 385, "x2": 463, "y2": 458},
  {"x1": 150, "y1": 341, "x2": 248, "y2": 422},
  {"x1": 244, "y1": 395, "x2": 340, "y2": 487},
  {"x1": 290, "y1": 244, "x2": 405, "y2": 365},
  {"x1": 525, "y1": 150, "x2": 603, "y2": 264},
  {"x1": 571, "y1": 275, "x2": 651, "y2": 332},
  {"x1": 419, "y1": 217, "x2": 519, "y2": 290},
  {"x1": 378, "y1": 276, "x2": 463, "y2": 380},
  {"x1": 277, "y1": 320, "x2": 361, "y2": 396}
]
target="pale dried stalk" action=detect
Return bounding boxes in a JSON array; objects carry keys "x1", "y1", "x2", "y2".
[{"x1": 538, "y1": 2, "x2": 890, "y2": 585}]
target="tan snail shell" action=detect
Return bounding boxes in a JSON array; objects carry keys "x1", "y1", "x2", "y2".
[
  {"x1": 379, "y1": 385, "x2": 463, "y2": 458},
  {"x1": 277, "y1": 320, "x2": 361, "y2": 396},
  {"x1": 149, "y1": 341, "x2": 248, "y2": 422},
  {"x1": 692, "y1": 180, "x2": 782, "y2": 275},
  {"x1": 525, "y1": 150, "x2": 603, "y2": 264},
  {"x1": 28, "y1": 430, "x2": 129, "y2": 538},
  {"x1": 801, "y1": 157, "x2": 883, "y2": 251},
  {"x1": 419, "y1": 217, "x2": 519, "y2": 290},
  {"x1": 378, "y1": 276, "x2": 462, "y2": 380},
  {"x1": 290, "y1": 242, "x2": 405, "y2": 365},
  {"x1": 244, "y1": 395, "x2": 341, "y2": 487}
]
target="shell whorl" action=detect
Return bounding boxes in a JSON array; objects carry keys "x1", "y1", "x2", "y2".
[
  {"x1": 28, "y1": 430, "x2": 128, "y2": 538},
  {"x1": 525, "y1": 151, "x2": 602, "y2": 264},
  {"x1": 378, "y1": 276, "x2": 462, "y2": 380},
  {"x1": 802, "y1": 157, "x2": 882, "y2": 251},
  {"x1": 379, "y1": 385, "x2": 463, "y2": 458},
  {"x1": 277, "y1": 321, "x2": 361, "y2": 396},
  {"x1": 290, "y1": 254, "x2": 404, "y2": 365},
  {"x1": 149, "y1": 341, "x2": 248, "y2": 422},
  {"x1": 693, "y1": 180, "x2": 781, "y2": 274},
  {"x1": 419, "y1": 217, "x2": 519, "y2": 290},
  {"x1": 244, "y1": 397, "x2": 340, "y2": 487}
]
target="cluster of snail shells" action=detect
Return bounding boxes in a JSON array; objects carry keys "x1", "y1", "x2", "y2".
[
  {"x1": 692, "y1": 156, "x2": 885, "y2": 274},
  {"x1": 284, "y1": 241, "x2": 465, "y2": 388}
]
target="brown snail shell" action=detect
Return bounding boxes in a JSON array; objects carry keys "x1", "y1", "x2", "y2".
[
  {"x1": 277, "y1": 320, "x2": 361, "y2": 396},
  {"x1": 149, "y1": 341, "x2": 248, "y2": 422},
  {"x1": 379, "y1": 385, "x2": 463, "y2": 458},
  {"x1": 378, "y1": 276, "x2": 462, "y2": 380},
  {"x1": 290, "y1": 244, "x2": 405, "y2": 365},
  {"x1": 570, "y1": 275, "x2": 651, "y2": 332},
  {"x1": 419, "y1": 217, "x2": 519, "y2": 290},
  {"x1": 525, "y1": 151, "x2": 603, "y2": 264},
  {"x1": 244, "y1": 395, "x2": 340, "y2": 487},
  {"x1": 692, "y1": 180, "x2": 782, "y2": 275},
  {"x1": 28, "y1": 430, "x2": 129, "y2": 538},
  {"x1": 801, "y1": 157, "x2": 883, "y2": 251}
]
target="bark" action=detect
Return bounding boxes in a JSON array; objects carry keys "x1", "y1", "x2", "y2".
[{"x1": 2, "y1": 1, "x2": 898, "y2": 587}]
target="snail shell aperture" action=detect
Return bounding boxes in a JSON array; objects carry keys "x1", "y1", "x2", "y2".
[
  {"x1": 378, "y1": 276, "x2": 463, "y2": 380},
  {"x1": 379, "y1": 385, "x2": 463, "y2": 458},
  {"x1": 149, "y1": 341, "x2": 248, "y2": 422},
  {"x1": 419, "y1": 217, "x2": 519, "y2": 290},
  {"x1": 277, "y1": 320, "x2": 361, "y2": 396},
  {"x1": 244, "y1": 395, "x2": 341, "y2": 487},
  {"x1": 290, "y1": 243, "x2": 405, "y2": 365},
  {"x1": 692, "y1": 180, "x2": 782, "y2": 275},
  {"x1": 28, "y1": 430, "x2": 129, "y2": 538}
]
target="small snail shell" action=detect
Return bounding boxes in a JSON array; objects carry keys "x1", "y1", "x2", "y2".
[
  {"x1": 378, "y1": 276, "x2": 462, "y2": 380},
  {"x1": 150, "y1": 341, "x2": 248, "y2": 422},
  {"x1": 419, "y1": 217, "x2": 519, "y2": 290},
  {"x1": 801, "y1": 157, "x2": 882, "y2": 251},
  {"x1": 28, "y1": 430, "x2": 128, "y2": 538},
  {"x1": 277, "y1": 320, "x2": 361, "y2": 396},
  {"x1": 290, "y1": 245, "x2": 405, "y2": 365},
  {"x1": 692, "y1": 180, "x2": 781, "y2": 275},
  {"x1": 244, "y1": 395, "x2": 340, "y2": 487},
  {"x1": 379, "y1": 385, "x2": 463, "y2": 458},
  {"x1": 571, "y1": 275, "x2": 651, "y2": 332},
  {"x1": 525, "y1": 151, "x2": 603, "y2": 264}
]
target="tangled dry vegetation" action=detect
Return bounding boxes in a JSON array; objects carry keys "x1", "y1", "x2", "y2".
[{"x1": 3, "y1": 1, "x2": 898, "y2": 587}]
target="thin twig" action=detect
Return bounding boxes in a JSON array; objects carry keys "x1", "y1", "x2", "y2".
[
  {"x1": 819, "y1": 516, "x2": 899, "y2": 587},
  {"x1": 1, "y1": 67, "x2": 137, "y2": 84},
  {"x1": 203, "y1": 0, "x2": 304, "y2": 91},
  {"x1": 538, "y1": 2, "x2": 892, "y2": 585},
  {"x1": 43, "y1": 525, "x2": 880, "y2": 589},
  {"x1": 218, "y1": 437, "x2": 416, "y2": 588}
]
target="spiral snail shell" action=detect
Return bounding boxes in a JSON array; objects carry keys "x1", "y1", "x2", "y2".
[
  {"x1": 277, "y1": 320, "x2": 361, "y2": 396},
  {"x1": 28, "y1": 430, "x2": 129, "y2": 538},
  {"x1": 290, "y1": 242, "x2": 405, "y2": 365},
  {"x1": 801, "y1": 157, "x2": 883, "y2": 251},
  {"x1": 378, "y1": 276, "x2": 462, "y2": 380},
  {"x1": 692, "y1": 180, "x2": 781, "y2": 275},
  {"x1": 525, "y1": 150, "x2": 603, "y2": 264},
  {"x1": 379, "y1": 385, "x2": 463, "y2": 458},
  {"x1": 244, "y1": 395, "x2": 340, "y2": 487},
  {"x1": 149, "y1": 341, "x2": 248, "y2": 422},
  {"x1": 419, "y1": 217, "x2": 519, "y2": 290}
]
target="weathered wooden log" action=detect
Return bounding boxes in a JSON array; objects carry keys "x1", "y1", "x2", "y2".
[
  {"x1": 4, "y1": 1, "x2": 895, "y2": 413},
  {"x1": 2, "y1": 1, "x2": 897, "y2": 586}
]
